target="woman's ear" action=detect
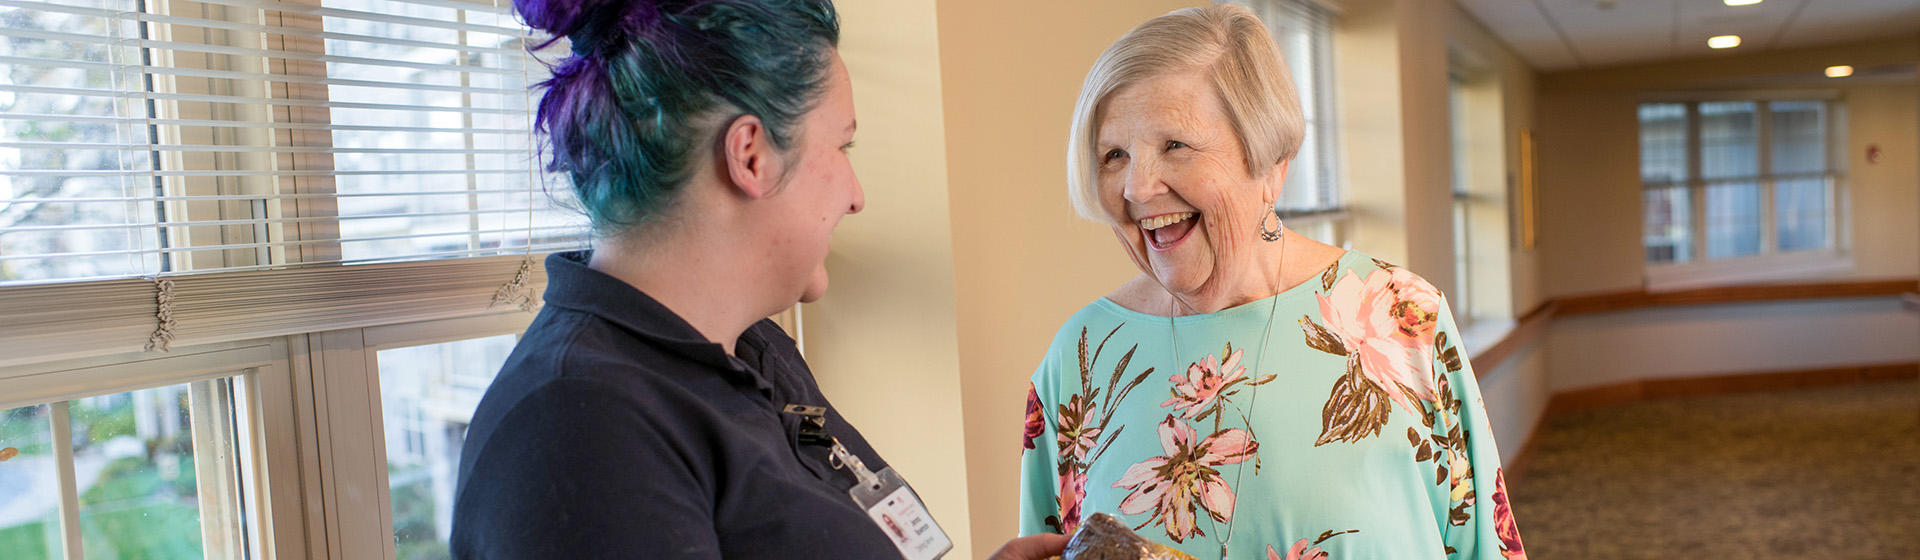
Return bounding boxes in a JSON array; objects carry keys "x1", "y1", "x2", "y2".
[
  {"x1": 1263, "y1": 158, "x2": 1292, "y2": 205},
  {"x1": 722, "y1": 114, "x2": 782, "y2": 200}
]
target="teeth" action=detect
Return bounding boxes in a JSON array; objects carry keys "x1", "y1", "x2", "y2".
[{"x1": 1139, "y1": 212, "x2": 1194, "y2": 231}]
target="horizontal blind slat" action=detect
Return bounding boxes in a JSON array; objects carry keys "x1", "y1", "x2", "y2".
[{"x1": 0, "y1": 83, "x2": 524, "y2": 114}]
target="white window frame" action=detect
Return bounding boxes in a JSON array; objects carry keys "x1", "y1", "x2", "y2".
[
  {"x1": 1639, "y1": 91, "x2": 1852, "y2": 292},
  {"x1": 0, "y1": 338, "x2": 306, "y2": 560},
  {"x1": 300, "y1": 311, "x2": 535, "y2": 560},
  {"x1": 0, "y1": 0, "x2": 566, "y2": 557}
]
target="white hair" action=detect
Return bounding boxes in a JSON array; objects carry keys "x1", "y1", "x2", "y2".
[{"x1": 1065, "y1": 3, "x2": 1305, "y2": 224}]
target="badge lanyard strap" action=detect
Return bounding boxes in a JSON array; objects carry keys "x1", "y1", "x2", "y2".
[{"x1": 1168, "y1": 229, "x2": 1286, "y2": 560}]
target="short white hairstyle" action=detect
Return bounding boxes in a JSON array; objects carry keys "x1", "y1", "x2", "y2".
[{"x1": 1066, "y1": 3, "x2": 1305, "y2": 224}]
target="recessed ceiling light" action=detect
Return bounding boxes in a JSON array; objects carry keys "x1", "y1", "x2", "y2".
[
  {"x1": 1708, "y1": 35, "x2": 1741, "y2": 49},
  {"x1": 1725, "y1": 0, "x2": 1762, "y2": 6},
  {"x1": 1826, "y1": 65, "x2": 1854, "y2": 78}
]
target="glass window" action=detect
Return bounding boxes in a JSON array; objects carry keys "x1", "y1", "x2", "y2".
[
  {"x1": 377, "y1": 333, "x2": 518, "y2": 560},
  {"x1": 0, "y1": 377, "x2": 248, "y2": 559},
  {"x1": 1636, "y1": 99, "x2": 1839, "y2": 267},
  {"x1": 1642, "y1": 186, "x2": 1693, "y2": 264},
  {"x1": 1448, "y1": 77, "x2": 1472, "y2": 323},
  {"x1": 0, "y1": 404, "x2": 61, "y2": 560},
  {"x1": 1233, "y1": 0, "x2": 1344, "y2": 246},
  {"x1": 1638, "y1": 103, "x2": 1688, "y2": 185}
]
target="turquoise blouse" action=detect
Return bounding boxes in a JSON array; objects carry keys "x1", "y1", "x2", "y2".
[{"x1": 1017, "y1": 251, "x2": 1527, "y2": 560}]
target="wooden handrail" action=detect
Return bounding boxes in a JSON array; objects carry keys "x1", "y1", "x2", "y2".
[
  {"x1": 1468, "y1": 278, "x2": 1918, "y2": 377},
  {"x1": 1554, "y1": 279, "x2": 1918, "y2": 316}
]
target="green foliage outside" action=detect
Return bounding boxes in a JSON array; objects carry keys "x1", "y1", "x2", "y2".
[
  {"x1": 77, "y1": 454, "x2": 204, "y2": 560},
  {"x1": 392, "y1": 468, "x2": 452, "y2": 560},
  {"x1": 0, "y1": 519, "x2": 57, "y2": 560}
]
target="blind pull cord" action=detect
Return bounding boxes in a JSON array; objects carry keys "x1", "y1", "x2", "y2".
[
  {"x1": 489, "y1": 256, "x2": 538, "y2": 312},
  {"x1": 145, "y1": 278, "x2": 178, "y2": 352}
]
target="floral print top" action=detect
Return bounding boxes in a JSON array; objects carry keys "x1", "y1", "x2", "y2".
[{"x1": 1018, "y1": 251, "x2": 1527, "y2": 560}]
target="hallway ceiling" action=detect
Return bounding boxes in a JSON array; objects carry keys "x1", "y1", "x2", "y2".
[{"x1": 1455, "y1": 0, "x2": 1920, "y2": 71}]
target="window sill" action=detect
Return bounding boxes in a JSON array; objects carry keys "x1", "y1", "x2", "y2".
[
  {"x1": 1645, "y1": 251, "x2": 1853, "y2": 293},
  {"x1": 1458, "y1": 317, "x2": 1517, "y2": 362}
]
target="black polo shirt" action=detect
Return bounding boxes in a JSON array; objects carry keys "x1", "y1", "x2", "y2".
[{"x1": 451, "y1": 251, "x2": 906, "y2": 559}]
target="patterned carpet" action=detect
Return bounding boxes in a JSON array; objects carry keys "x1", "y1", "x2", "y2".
[{"x1": 1506, "y1": 380, "x2": 1920, "y2": 559}]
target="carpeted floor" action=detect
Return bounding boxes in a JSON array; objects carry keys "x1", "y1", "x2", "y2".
[{"x1": 1507, "y1": 380, "x2": 1920, "y2": 559}]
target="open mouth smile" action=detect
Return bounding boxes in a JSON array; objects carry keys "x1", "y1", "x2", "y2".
[{"x1": 1139, "y1": 212, "x2": 1197, "y2": 252}]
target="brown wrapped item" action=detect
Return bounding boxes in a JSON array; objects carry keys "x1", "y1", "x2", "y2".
[{"x1": 1057, "y1": 512, "x2": 1201, "y2": 560}]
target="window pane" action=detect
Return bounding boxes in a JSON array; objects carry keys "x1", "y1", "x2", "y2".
[
  {"x1": 1699, "y1": 102, "x2": 1758, "y2": 180},
  {"x1": 1638, "y1": 103, "x2": 1688, "y2": 184},
  {"x1": 1770, "y1": 101, "x2": 1827, "y2": 175},
  {"x1": 0, "y1": 404, "x2": 61, "y2": 560},
  {"x1": 68, "y1": 378, "x2": 244, "y2": 559},
  {"x1": 323, "y1": 0, "x2": 585, "y2": 264},
  {"x1": 1452, "y1": 198, "x2": 1470, "y2": 321},
  {"x1": 0, "y1": 2, "x2": 162, "y2": 284},
  {"x1": 378, "y1": 333, "x2": 518, "y2": 560},
  {"x1": 1704, "y1": 182, "x2": 1762, "y2": 259},
  {"x1": 1643, "y1": 186, "x2": 1692, "y2": 263},
  {"x1": 1776, "y1": 177, "x2": 1829, "y2": 252}
]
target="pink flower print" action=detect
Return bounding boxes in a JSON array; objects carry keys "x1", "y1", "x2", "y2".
[
  {"x1": 1112, "y1": 416, "x2": 1258, "y2": 542},
  {"x1": 1268, "y1": 539, "x2": 1329, "y2": 560},
  {"x1": 1056, "y1": 393, "x2": 1100, "y2": 462},
  {"x1": 1386, "y1": 267, "x2": 1442, "y2": 346},
  {"x1": 1491, "y1": 469, "x2": 1527, "y2": 559},
  {"x1": 1024, "y1": 382, "x2": 1045, "y2": 450},
  {"x1": 1161, "y1": 348, "x2": 1246, "y2": 419},
  {"x1": 1315, "y1": 269, "x2": 1438, "y2": 415},
  {"x1": 1057, "y1": 468, "x2": 1087, "y2": 534}
]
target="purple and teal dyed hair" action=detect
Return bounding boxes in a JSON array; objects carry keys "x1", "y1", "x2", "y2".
[{"x1": 516, "y1": 0, "x2": 840, "y2": 234}]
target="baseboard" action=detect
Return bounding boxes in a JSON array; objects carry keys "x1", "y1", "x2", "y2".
[{"x1": 1506, "y1": 362, "x2": 1918, "y2": 482}]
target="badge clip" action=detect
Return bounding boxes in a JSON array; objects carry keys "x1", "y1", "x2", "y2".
[{"x1": 781, "y1": 404, "x2": 833, "y2": 446}]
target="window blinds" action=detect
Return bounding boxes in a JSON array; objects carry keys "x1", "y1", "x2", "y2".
[
  {"x1": 0, "y1": 0, "x2": 586, "y2": 366},
  {"x1": 1232, "y1": 0, "x2": 1341, "y2": 216},
  {"x1": 0, "y1": 0, "x2": 585, "y2": 286}
]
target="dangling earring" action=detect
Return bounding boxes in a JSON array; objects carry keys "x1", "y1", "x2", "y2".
[{"x1": 1258, "y1": 206, "x2": 1284, "y2": 242}]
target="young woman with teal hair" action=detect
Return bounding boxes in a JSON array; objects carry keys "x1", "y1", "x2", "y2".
[{"x1": 449, "y1": 1, "x2": 1063, "y2": 558}]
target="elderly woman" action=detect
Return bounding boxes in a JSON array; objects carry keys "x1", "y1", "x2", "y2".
[
  {"x1": 451, "y1": 0, "x2": 1064, "y2": 558},
  {"x1": 1016, "y1": 5, "x2": 1526, "y2": 560}
]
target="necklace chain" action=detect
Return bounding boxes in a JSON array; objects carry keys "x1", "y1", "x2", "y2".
[{"x1": 1166, "y1": 231, "x2": 1286, "y2": 560}]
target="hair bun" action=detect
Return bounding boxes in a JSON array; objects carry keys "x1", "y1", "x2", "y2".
[{"x1": 516, "y1": 0, "x2": 666, "y2": 49}]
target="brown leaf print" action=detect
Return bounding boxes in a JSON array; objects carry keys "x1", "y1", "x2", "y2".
[
  {"x1": 1436, "y1": 332, "x2": 1463, "y2": 373},
  {"x1": 1319, "y1": 260, "x2": 1340, "y2": 292},
  {"x1": 1314, "y1": 358, "x2": 1393, "y2": 446},
  {"x1": 1298, "y1": 315, "x2": 1349, "y2": 356},
  {"x1": 0, "y1": 447, "x2": 17, "y2": 462}
]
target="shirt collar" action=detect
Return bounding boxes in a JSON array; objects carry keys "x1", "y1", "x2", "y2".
[{"x1": 541, "y1": 251, "x2": 776, "y2": 394}]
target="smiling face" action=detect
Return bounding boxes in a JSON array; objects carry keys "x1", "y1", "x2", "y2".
[
  {"x1": 1096, "y1": 69, "x2": 1284, "y2": 309},
  {"x1": 761, "y1": 53, "x2": 863, "y2": 305}
]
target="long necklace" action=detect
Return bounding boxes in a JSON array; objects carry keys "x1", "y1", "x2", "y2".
[{"x1": 1166, "y1": 230, "x2": 1287, "y2": 560}]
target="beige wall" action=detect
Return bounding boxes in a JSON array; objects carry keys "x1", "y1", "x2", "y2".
[
  {"x1": 807, "y1": 1, "x2": 975, "y2": 557},
  {"x1": 934, "y1": 0, "x2": 1206, "y2": 555},
  {"x1": 1848, "y1": 83, "x2": 1920, "y2": 278},
  {"x1": 1532, "y1": 38, "x2": 1920, "y2": 391},
  {"x1": 1537, "y1": 38, "x2": 1920, "y2": 298}
]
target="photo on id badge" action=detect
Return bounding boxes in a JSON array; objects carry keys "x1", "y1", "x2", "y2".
[{"x1": 860, "y1": 477, "x2": 951, "y2": 560}]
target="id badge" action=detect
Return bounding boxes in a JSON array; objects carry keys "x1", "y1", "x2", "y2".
[{"x1": 830, "y1": 440, "x2": 952, "y2": 560}]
